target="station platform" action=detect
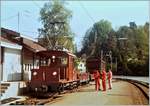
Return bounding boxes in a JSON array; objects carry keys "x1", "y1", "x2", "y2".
[{"x1": 46, "y1": 79, "x2": 149, "y2": 105}]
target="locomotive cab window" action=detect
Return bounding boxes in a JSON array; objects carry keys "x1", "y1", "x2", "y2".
[
  {"x1": 51, "y1": 56, "x2": 68, "y2": 66},
  {"x1": 40, "y1": 58, "x2": 51, "y2": 66},
  {"x1": 61, "y1": 57, "x2": 68, "y2": 66}
]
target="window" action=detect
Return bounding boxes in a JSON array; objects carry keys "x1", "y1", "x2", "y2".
[
  {"x1": 39, "y1": 56, "x2": 68, "y2": 66},
  {"x1": 61, "y1": 57, "x2": 67, "y2": 65},
  {"x1": 40, "y1": 58, "x2": 51, "y2": 66}
]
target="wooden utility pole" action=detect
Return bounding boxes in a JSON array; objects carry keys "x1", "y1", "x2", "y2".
[
  {"x1": 89, "y1": 30, "x2": 97, "y2": 57},
  {"x1": 115, "y1": 57, "x2": 117, "y2": 72},
  {"x1": 109, "y1": 51, "x2": 112, "y2": 70}
]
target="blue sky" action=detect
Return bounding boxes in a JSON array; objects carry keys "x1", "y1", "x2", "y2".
[{"x1": 1, "y1": 0, "x2": 149, "y2": 51}]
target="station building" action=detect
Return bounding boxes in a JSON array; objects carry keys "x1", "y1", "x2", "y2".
[{"x1": 0, "y1": 28, "x2": 46, "y2": 99}]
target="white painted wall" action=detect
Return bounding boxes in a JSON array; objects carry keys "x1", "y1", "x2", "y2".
[
  {"x1": 1, "y1": 81, "x2": 27, "y2": 100},
  {"x1": 3, "y1": 48, "x2": 22, "y2": 81},
  {"x1": 78, "y1": 62, "x2": 86, "y2": 73},
  {"x1": 23, "y1": 59, "x2": 39, "y2": 81}
]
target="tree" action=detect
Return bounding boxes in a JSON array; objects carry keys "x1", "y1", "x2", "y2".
[
  {"x1": 80, "y1": 20, "x2": 149, "y2": 76},
  {"x1": 116, "y1": 23, "x2": 149, "y2": 76},
  {"x1": 38, "y1": 0, "x2": 74, "y2": 52},
  {"x1": 81, "y1": 19, "x2": 112, "y2": 57}
]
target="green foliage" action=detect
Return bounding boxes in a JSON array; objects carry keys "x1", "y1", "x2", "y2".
[
  {"x1": 80, "y1": 20, "x2": 149, "y2": 76},
  {"x1": 106, "y1": 64, "x2": 111, "y2": 71},
  {"x1": 81, "y1": 19, "x2": 112, "y2": 57},
  {"x1": 114, "y1": 22, "x2": 149, "y2": 76},
  {"x1": 93, "y1": 19, "x2": 112, "y2": 39},
  {"x1": 38, "y1": 0, "x2": 74, "y2": 52},
  {"x1": 127, "y1": 59, "x2": 149, "y2": 76}
]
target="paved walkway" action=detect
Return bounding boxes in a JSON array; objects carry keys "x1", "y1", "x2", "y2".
[{"x1": 46, "y1": 80, "x2": 149, "y2": 106}]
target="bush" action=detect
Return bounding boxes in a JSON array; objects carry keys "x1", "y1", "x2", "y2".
[{"x1": 127, "y1": 60, "x2": 149, "y2": 76}]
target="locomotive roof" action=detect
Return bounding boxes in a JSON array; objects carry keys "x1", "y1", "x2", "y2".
[{"x1": 36, "y1": 50, "x2": 76, "y2": 57}]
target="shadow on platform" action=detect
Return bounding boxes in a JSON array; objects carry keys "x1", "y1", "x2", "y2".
[
  {"x1": 107, "y1": 93, "x2": 131, "y2": 97},
  {"x1": 77, "y1": 88, "x2": 96, "y2": 92}
]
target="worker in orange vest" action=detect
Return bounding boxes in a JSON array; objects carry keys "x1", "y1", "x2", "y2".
[
  {"x1": 107, "y1": 69, "x2": 112, "y2": 89},
  {"x1": 93, "y1": 70, "x2": 100, "y2": 91},
  {"x1": 101, "y1": 69, "x2": 107, "y2": 91}
]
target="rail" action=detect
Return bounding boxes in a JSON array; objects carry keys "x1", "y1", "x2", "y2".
[
  {"x1": 8, "y1": 83, "x2": 88, "y2": 105},
  {"x1": 115, "y1": 78, "x2": 149, "y2": 101}
]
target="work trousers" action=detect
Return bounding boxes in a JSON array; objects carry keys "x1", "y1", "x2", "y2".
[
  {"x1": 108, "y1": 79, "x2": 112, "y2": 89},
  {"x1": 102, "y1": 80, "x2": 106, "y2": 91},
  {"x1": 95, "y1": 78, "x2": 100, "y2": 91}
]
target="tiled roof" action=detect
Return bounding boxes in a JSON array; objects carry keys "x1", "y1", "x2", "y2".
[
  {"x1": 1, "y1": 28, "x2": 19, "y2": 37},
  {"x1": 0, "y1": 36, "x2": 22, "y2": 50},
  {"x1": 0, "y1": 36, "x2": 17, "y2": 45},
  {"x1": 23, "y1": 38, "x2": 46, "y2": 52},
  {"x1": 1, "y1": 27, "x2": 46, "y2": 52}
]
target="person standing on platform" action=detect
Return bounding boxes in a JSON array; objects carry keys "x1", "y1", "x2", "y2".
[
  {"x1": 101, "y1": 69, "x2": 107, "y2": 91},
  {"x1": 93, "y1": 70, "x2": 100, "y2": 91},
  {"x1": 107, "y1": 69, "x2": 112, "y2": 89}
]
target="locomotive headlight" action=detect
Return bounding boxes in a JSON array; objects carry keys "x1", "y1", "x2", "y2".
[
  {"x1": 52, "y1": 71, "x2": 57, "y2": 76},
  {"x1": 33, "y1": 71, "x2": 37, "y2": 76},
  {"x1": 52, "y1": 56, "x2": 55, "y2": 59}
]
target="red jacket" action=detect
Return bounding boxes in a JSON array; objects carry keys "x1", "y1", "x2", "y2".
[{"x1": 94, "y1": 70, "x2": 100, "y2": 79}]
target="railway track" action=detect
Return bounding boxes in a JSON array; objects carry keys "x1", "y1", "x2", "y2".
[
  {"x1": 8, "y1": 83, "x2": 90, "y2": 105},
  {"x1": 115, "y1": 78, "x2": 149, "y2": 101},
  {"x1": 128, "y1": 80, "x2": 149, "y2": 101},
  {"x1": 7, "y1": 79, "x2": 149, "y2": 105},
  {"x1": 9, "y1": 91, "x2": 71, "y2": 105}
]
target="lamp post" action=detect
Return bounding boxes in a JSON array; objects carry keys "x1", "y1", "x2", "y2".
[
  {"x1": 17, "y1": 10, "x2": 31, "y2": 33},
  {"x1": 17, "y1": 10, "x2": 31, "y2": 80}
]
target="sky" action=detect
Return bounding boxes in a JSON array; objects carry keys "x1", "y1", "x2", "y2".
[{"x1": 1, "y1": 0, "x2": 149, "y2": 51}]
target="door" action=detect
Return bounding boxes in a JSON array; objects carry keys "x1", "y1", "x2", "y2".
[{"x1": 3, "y1": 48, "x2": 21, "y2": 81}]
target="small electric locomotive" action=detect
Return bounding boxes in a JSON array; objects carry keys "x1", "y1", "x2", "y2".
[{"x1": 29, "y1": 50, "x2": 79, "y2": 92}]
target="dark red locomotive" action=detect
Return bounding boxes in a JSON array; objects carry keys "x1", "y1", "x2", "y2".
[
  {"x1": 29, "y1": 50, "x2": 79, "y2": 92},
  {"x1": 86, "y1": 57, "x2": 106, "y2": 80}
]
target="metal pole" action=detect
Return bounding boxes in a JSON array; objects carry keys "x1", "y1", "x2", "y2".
[
  {"x1": 111, "y1": 56, "x2": 112, "y2": 70},
  {"x1": 101, "y1": 50, "x2": 103, "y2": 71},
  {"x1": 18, "y1": 12, "x2": 20, "y2": 32},
  {"x1": 110, "y1": 51, "x2": 112, "y2": 70},
  {"x1": 116, "y1": 57, "x2": 117, "y2": 72}
]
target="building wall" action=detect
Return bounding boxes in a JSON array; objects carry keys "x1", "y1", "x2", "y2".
[
  {"x1": 22, "y1": 48, "x2": 39, "y2": 81},
  {"x1": 77, "y1": 62, "x2": 86, "y2": 73},
  {"x1": 3, "y1": 48, "x2": 22, "y2": 81}
]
